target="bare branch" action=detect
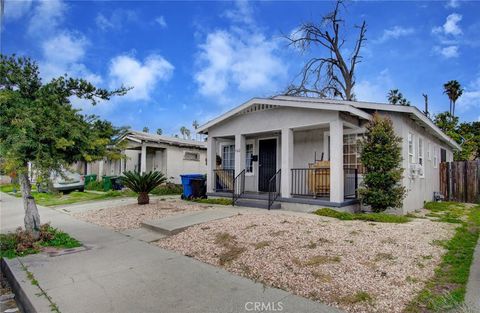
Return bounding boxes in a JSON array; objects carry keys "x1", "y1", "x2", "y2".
[{"x1": 282, "y1": 0, "x2": 367, "y2": 101}]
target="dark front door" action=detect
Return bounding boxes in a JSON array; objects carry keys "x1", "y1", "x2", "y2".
[{"x1": 258, "y1": 139, "x2": 277, "y2": 192}]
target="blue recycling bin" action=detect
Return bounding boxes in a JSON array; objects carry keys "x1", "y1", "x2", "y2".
[{"x1": 180, "y1": 174, "x2": 205, "y2": 199}]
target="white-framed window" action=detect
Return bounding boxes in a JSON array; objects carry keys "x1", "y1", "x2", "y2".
[
  {"x1": 418, "y1": 137, "x2": 424, "y2": 177},
  {"x1": 433, "y1": 145, "x2": 438, "y2": 168},
  {"x1": 426, "y1": 142, "x2": 431, "y2": 161},
  {"x1": 408, "y1": 132, "x2": 415, "y2": 164},
  {"x1": 222, "y1": 145, "x2": 235, "y2": 170},
  {"x1": 245, "y1": 143, "x2": 253, "y2": 174},
  {"x1": 184, "y1": 152, "x2": 199, "y2": 161},
  {"x1": 343, "y1": 133, "x2": 363, "y2": 173}
]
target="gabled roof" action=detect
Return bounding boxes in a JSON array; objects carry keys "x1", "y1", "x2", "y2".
[
  {"x1": 197, "y1": 96, "x2": 461, "y2": 150},
  {"x1": 197, "y1": 97, "x2": 372, "y2": 132},
  {"x1": 119, "y1": 130, "x2": 207, "y2": 149}
]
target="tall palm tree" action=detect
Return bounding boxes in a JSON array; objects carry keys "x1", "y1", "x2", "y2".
[
  {"x1": 192, "y1": 120, "x2": 199, "y2": 141},
  {"x1": 387, "y1": 89, "x2": 410, "y2": 106},
  {"x1": 443, "y1": 80, "x2": 463, "y2": 118},
  {"x1": 180, "y1": 126, "x2": 187, "y2": 139}
]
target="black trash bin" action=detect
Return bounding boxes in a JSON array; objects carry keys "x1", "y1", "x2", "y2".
[
  {"x1": 111, "y1": 176, "x2": 124, "y2": 191},
  {"x1": 190, "y1": 178, "x2": 207, "y2": 199}
]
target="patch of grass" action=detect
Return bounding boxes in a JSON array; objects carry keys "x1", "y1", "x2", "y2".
[
  {"x1": 190, "y1": 198, "x2": 233, "y2": 206},
  {"x1": 424, "y1": 202, "x2": 467, "y2": 224},
  {"x1": 304, "y1": 255, "x2": 341, "y2": 266},
  {"x1": 218, "y1": 245, "x2": 246, "y2": 265},
  {"x1": 150, "y1": 183, "x2": 183, "y2": 196},
  {"x1": 406, "y1": 276, "x2": 420, "y2": 284},
  {"x1": 406, "y1": 203, "x2": 480, "y2": 312},
  {"x1": 311, "y1": 271, "x2": 332, "y2": 283},
  {"x1": 374, "y1": 252, "x2": 396, "y2": 262},
  {"x1": 303, "y1": 241, "x2": 317, "y2": 249},
  {"x1": 85, "y1": 180, "x2": 103, "y2": 191},
  {"x1": 340, "y1": 291, "x2": 374, "y2": 305},
  {"x1": 214, "y1": 232, "x2": 236, "y2": 246},
  {"x1": 314, "y1": 208, "x2": 411, "y2": 223},
  {"x1": 270, "y1": 230, "x2": 288, "y2": 237},
  {"x1": 0, "y1": 183, "x2": 20, "y2": 193},
  {"x1": 253, "y1": 241, "x2": 270, "y2": 250},
  {"x1": 0, "y1": 224, "x2": 81, "y2": 259}
]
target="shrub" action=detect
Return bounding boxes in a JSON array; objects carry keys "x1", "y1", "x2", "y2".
[
  {"x1": 151, "y1": 183, "x2": 183, "y2": 195},
  {"x1": 85, "y1": 180, "x2": 103, "y2": 191},
  {"x1": 0, "y1": 224, "x2": 81, "y2": 258},
  {"x1": 358, "y1": 113, "x2": 406, "y2": 212},
  {"x1": 314, "y1": 208, "x2": 411, "y2": 223},
  {"x1": 121, "y1": 171, "x2": 167, "y2": 204}
]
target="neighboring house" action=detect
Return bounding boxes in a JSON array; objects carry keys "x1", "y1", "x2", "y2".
[
  {"x1": 77, "y1": 130, "x2": 207, "y2": 184},
  {"x1": 197, "y1": 96, "x2": 460, "y2": 213}
]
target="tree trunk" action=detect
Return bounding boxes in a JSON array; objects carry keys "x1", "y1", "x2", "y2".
[
  {"x1": 452, "y1": 101, "x2": 456, "y2": 118},
  {"x1": 19, "y1": 171, "x2": 41, "y2": 239},
  {"x1": 137, "y1": 192, "x2": 150, "y2": 205}
]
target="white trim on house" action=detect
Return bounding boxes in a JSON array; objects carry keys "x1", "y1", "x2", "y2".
[
  {"x1": 198, "y1": 96, "x2": 460, "y2": 151},
  {"x1": 197, "y1": 97, "x2": 372, "y2": 133}
]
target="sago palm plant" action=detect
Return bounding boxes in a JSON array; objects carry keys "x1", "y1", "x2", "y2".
[{"x1": 121, "y1": 171, "x2": 167, "y2": 205}]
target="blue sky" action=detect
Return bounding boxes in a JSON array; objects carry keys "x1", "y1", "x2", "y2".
[{"x1": 3, "y1": 0, "x2": 480, "y2": 136}]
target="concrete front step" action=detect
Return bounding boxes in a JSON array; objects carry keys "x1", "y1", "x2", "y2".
[
  {"x1": 141, "y1": 209, "x2": 237, "y2": 235},
  {"x1": 235, "y1": 198, "x2": 281, "y2": 210}
]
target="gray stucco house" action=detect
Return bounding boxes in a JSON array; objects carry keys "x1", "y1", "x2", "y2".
[
  {"x1": 197, "y1": 96, "x2": 460, "y2": 213},
  {"x1": 79, "y1": 130, "x2": 207, "y2": 184}
]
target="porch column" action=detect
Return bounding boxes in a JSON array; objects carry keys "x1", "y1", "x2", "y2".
[
  {"x1": 207, "y1": 136, "x2": 217, "y2": 193},
  {"x1": 235, "y1": 134, "x2": 246, "y2": 176},
  {"x1": 140, "y1": 143, "x2": 147, "y2": 174},
  {"x1": 330, "y1": 119, "x2": 344, "y2": 203},
  {"x1": 281, "y1": 128, "x2": 293, "y2": 198}
]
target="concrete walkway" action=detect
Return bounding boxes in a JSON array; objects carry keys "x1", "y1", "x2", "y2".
[{"x1": 0, "y1": 193, "x2": 341, "y2": 313}]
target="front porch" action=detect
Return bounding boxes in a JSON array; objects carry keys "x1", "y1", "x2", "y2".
[{"x1": 206, "y1": 119, "x2": 363, "y2": 210}]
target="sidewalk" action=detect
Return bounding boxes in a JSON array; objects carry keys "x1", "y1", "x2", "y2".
[{"x1": 0, "y1": 193, "x2": 341, "y2": 313}]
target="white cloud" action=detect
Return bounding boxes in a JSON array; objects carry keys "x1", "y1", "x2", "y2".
[
  {"x1": 4, "y1": 0, "x2": 32, "y2": 20},
  {"x1": 27, "y1": 0, "x2": 66, "y2": 36},
  {"x1": 376, "y1": 26, "x2": 415, "y2": 43},
  {"x1": 433, "y1": 13, "x2": 463, "y2": 36},
  {"x1": 95, "y1": 9, "x2": 138, "y2": 31},
  {"x1": 457, "y1": 76, "x2": 480, "y2": 113},
  {"x1": 40, "y1": 32, "x2": 102, "y2": 83},
  {"x1": 445, "y1": 0, "x2": 460, "y2": 8},
  {"x1": 434, "y1": 45, "x2": 459, "y2": 58},
  {"x1": 194, "y1": 1, "x2": 286, "y2": 98},
  {"x1": 155, "y1": 16, "x2": 167, "y2": 28},
  {"x1": 222, "y1": 0, "x2": 254, "y2": 26},
  {"x1": 354, "y1": 69, "x2": 394, "y2": 102},
  {"x1": 108, "y1": 54, "x2": 174, "y2": 101}
]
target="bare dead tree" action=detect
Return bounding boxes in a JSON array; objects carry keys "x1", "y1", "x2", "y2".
[{"x1": 284, "y1": 0, "x2": 366, "y2": 100}]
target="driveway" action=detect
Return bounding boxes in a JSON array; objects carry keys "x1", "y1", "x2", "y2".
[{"x1": 0, "y1": 193, "x2": 341, "y2": 313}]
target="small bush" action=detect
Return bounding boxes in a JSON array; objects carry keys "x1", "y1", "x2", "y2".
[
  {"x1": 85, "y1": 180, "x2": 103, "y2": 191},
  {"x1": 0, "y1": 224, "x2": 81, "y2": 259},
  {"x1": 314, "y1": 208, "x2": 411, "y2": 223},
  {"x1": 151, "y1": 183, "x2": 183, "y2": 195}
]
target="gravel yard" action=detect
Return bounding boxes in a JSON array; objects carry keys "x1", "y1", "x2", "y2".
[
  {"x1": 156, "y1": 212, "x2": 455, "y2": 313},
  {"x1": 73, "y1": 199, "x2": 209, "y2": 230}
]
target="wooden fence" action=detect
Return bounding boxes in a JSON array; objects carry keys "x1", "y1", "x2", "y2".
[{"x1": 440, "y1": 161, "x2": 480, "y2": 203}]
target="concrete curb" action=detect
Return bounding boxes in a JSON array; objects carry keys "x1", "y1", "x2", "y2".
[
  {"x1": 465, "y1": 238, "x2": 480, "y2": 310},
  {"x1": 1, "y1": 258, "x2": 52, "y2": 313}
]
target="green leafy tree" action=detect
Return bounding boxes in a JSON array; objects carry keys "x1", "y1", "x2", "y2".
[
  {"x1": 443, "y1": 80, "x2": 463, "y2": 118},
  {"x1": 0, "y1": 55, "x2": 128, "y2": 237},
  {"x1": 121, "y1": 171, "x2": 167, "y2": 204},
  {"x1": 156, "y1": 128, "x2": 163, "y2": 135},
  {"x1": 142, "y1": 126, "x2": 149, "y2": 133},
  {"x1": 359, "y1": 113, "x2": 406, "y2": 212},
  {"x1": 387, "y1": 89, "x2": 410, "y2": 106},
  {"x1": 434, "y1": 112, "x2": 480, "y2": 160}
]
